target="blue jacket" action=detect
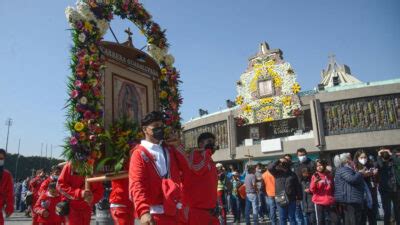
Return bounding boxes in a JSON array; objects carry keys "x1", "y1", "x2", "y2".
[{"x1": 334, "y1": 165, "x2": 364, "y2": 204}]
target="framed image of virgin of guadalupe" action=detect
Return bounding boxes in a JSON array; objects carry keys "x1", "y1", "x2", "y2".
[{"x1": 112, "y1": 74, "x2": 149, "y2": 124}]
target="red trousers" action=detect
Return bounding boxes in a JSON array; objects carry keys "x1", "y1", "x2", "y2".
[
  {"x1": 152, "y1": 214, "x2": 179, "y2": 225},
  {"x1": 110, "y1": 207, "x2": 134, "y2": 225},
  {"x1": 67, "y1": 208, "x2": 91, "y2": 225},
  {"x1": 188, "y1": 208, "x2": 219, "y2": 225}
]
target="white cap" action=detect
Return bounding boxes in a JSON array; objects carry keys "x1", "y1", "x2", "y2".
[
  {"x1": 216, "y1": 163, "x2": 223, "y2": 168},
  {"x1": 232, "y1": 171, "x2": 239, "y2": 176}
]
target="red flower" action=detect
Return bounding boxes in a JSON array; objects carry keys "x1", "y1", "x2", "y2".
[
  {"x1": 84, "y1": 111, "x2": 92, "y2": 120},
  {"x1": 81, "y1": 84, "x2": 90, "y2": 92},
  {"x1": 71, "y1": 90, "x2": 79, "y2": 98},
  {"x1": 74, "y1": 80, "x2": 83, "y2": 88},
  {"x1": 93, "y1": 88, "x2": 101, "y2": 97},
  {"x1": 88, "y1": 159, "x2": 95, "y2": 165}
]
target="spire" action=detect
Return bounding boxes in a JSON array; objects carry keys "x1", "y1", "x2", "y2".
[
  {"x1": 320, "y1": 54, "x2": 361, "y2": 88},
  {"x1": 259, "y1": 42, "x2": 270, "y2": 55}
]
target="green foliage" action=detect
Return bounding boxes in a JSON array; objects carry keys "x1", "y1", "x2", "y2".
[{"x1": 4, "y1": 153, "x2": 64, "y2": 181}]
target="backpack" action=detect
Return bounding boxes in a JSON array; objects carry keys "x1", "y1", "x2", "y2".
[{"x1": 238, "y1": 184, "x2": 246, "y2": 200}]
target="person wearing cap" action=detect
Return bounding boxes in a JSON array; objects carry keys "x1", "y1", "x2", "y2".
[
  {"x1": 0, "y1": 148, "x2": 14, "y2": 225},
  {"x1": 129, "y1": 111, "x2": 185, "y2": 225}
]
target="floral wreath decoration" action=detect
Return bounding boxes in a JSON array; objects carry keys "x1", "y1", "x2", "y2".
[
  {"x1": 235, "y1": 58, "x2": 302, "y2": 126},
  {"x1": 63, "y1": 0, "x2": 182, "y2": 176}
]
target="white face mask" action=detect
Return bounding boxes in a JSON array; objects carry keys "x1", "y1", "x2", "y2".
[
  {"x1": 359, "y1": 158, "x2": 367, "y2": 165},
  {"x1": 0, "y1": 160, "x2": 4, "y2": 166},
  {"x1": 298, "y1": 156, "x2": 306, "y2": 162}
]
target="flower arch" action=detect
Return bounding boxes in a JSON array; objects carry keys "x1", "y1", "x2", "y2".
[{"x1": 64, "y1": 0, "x2": 182, "y2": 175}]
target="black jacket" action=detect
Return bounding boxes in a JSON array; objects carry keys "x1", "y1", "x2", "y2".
[
  {"x1": 301, "y1": 178, "x2": 314, "y2": 213},
  {"x1": 268, "y1": 160, "x2": 303, "y2": 201},
  {"x1": 294, "y1": 158, "x2": 316, "y2": 180},
  {"x1": 377, "y1": 155, "x2": 399, "y2": 193}
]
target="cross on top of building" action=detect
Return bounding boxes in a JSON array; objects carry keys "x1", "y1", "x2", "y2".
[
  {"x1": 328, "y1": 53, "x2": 336, "y2": 65},
  {"x1": 124, "y1": 27, "x2": 134, "y2": 47}
]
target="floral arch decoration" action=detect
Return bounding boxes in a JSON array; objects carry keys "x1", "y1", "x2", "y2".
[{"x1": 64, "y1": 0, "x2": 182, "y2": 175}]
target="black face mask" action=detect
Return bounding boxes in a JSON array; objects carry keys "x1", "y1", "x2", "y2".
[
  {"x1": 152, "y1": 127, "x2": 164, "y2": 141},
  {"x1": 204, "y1": 143, "x2": 215, "y2": 150},
  {"x1": 382, "y1": 152, "x2": 391, "y2": 160}
]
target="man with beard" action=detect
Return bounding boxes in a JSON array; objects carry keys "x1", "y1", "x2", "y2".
[{"x1": 268, "y1": 154, "x2": 302, "y2": 225}]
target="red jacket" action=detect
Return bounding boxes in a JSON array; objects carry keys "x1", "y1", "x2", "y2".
[
  {"x1": 30, "y1": 175, "x2": 45, "y2": 202},
  {"x1": 33, "y1": 191, "x2": 64, "y2": 224},
  {"x1": 0, "y1": 169, "x2": 14, "y2": 216},
  {"x1": 129, "y1": 144, "x2": 184, "y2": 218},
  {"x1": 110, "y1": 150, "x2": 133, "y2": 207},
  {"x1": 179, "y1": 149, "x2": 218, "y2": 209},
  {"x1": 38, "y1": 177, "x2": 58, "y2": 197},
  {"x1": 57, "y1": 162, "x2": 104, "y2": 210},
  {"x1": 310, "y1": 172, "x2": 335, "y2": 206}
]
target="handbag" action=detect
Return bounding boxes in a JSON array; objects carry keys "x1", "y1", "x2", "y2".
[{"x1": 275, "y1": 177, "x2": 289, "y2": 207}]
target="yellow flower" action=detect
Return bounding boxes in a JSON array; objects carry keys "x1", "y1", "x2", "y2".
[
  {"x1": 253, "y1": 63, "x2": 262, "y2": 69},
  {"x1": 74, "y1": 122, "x2": 85, "y2": 132},
  {"x1": 274, "y1": 76, "x2": 282, "y2": 87},
  {"x1": 265, "y1": 60, "x2": 275, "y2": 67},
  {"x1": 255, "y1": 69, "x2": 263, "y2": 77},
  {"x1": 160, "y1": 74, "x2": 166, "y2": 81},
  {"x1": 292, "y1": 83, "x2": 301, "y2": 94},
  {"x1": 260, "y1": 97, "x2": 273, "y2": 105},
  {"x1": 282, "y1": 96, "x2": 292, "y2": 106},
  {"x1": 160, "y1": 91, "x2": 168, "y2": 99},
  {"x1": 243, "y1": 104, "x2": 252, "y2": 114},
  {"x1": 261, "y1": 106, "x2": 273, "y2": 112},
  {"x1": 84, "y1": 21, "x2": 93, "y2": 32},
  {"x1": 235, "y1": 96, "x2": 244, "y2": 105},
  {"x1": 263, "y1": 117, "x2": 274, "y2": 122},
  {"x1": 161, "y1": 68, "x2": 167, "y2": 75}
]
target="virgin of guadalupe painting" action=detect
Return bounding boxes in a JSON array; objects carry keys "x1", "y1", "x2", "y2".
[{"x1": 113, "y1": 74, "x2": 148, "y2": 123}]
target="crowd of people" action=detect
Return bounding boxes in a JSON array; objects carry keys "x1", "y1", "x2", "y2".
[
  {"x1": 215, "y1": 148, "x2": 400, "y2": 225},
  {"x1": 0, "y1": 111, "x2": 399, "y2": 225}
]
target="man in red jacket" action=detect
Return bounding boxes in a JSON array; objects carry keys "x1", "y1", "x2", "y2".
[
  {"x1": 0, "y1": 148, "x2": 14, "y2": 225},
  {"x1": 57, "y1": 162, "x2": 104, "y2": 225},
  {"x1": 129, "y1": 111, "x2": 184, "y2": 225},
  {"x1": 110, "y1": 150, "x2": 134, "y2": 225},
  {"x1": 30, "y1": 169, "x2": 46, "y2": 225},
  {"x1": 38, "y1": 166, "x2": 62, "y2": 197},
  {"x1": 178, "y1": 132, "x2": 219, "y2": 225}
]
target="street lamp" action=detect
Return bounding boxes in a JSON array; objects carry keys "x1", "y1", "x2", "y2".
[{"x1": 5, "y1": 118, "x2": 13, "y2": 153}]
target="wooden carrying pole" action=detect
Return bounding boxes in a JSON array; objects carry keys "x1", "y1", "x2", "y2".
[{"x1": 85, "y1": 171, "x2": 129, "y2": 184}]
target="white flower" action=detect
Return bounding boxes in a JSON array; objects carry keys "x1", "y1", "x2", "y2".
[
  {"x1": 80, "y1": 96, "x2": 88, "y2": 105},
  {"x1": 78, "y1": 33, "x2": 86, "y2": 42},
  {"x1": 65, "y1": 7, "x2": 74, "y2": 20},
  {"x1": 97, "y1": 19, "x2": 109, "y2": 36},
  {"x1": 65, "y1": 6, "x2": 83, "y2": 28},
  {"x1": 164, "y1": 54, "x2": 175, "y2": 66},
  {"x1": 77, "y1": 2, "x2": 96, "y2": 22}
]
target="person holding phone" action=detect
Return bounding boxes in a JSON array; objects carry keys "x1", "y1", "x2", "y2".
[
  {"x1": 354, "y1": 150, "x2": 378, "y2": 225},
  {"x1": 310, "y1": 159, "x2": 336, "y2": 225}
]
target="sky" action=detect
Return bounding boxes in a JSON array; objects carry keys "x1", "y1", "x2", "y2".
[{"x1": 0, "y1": 0, "x2": 399, "y2": 158}]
